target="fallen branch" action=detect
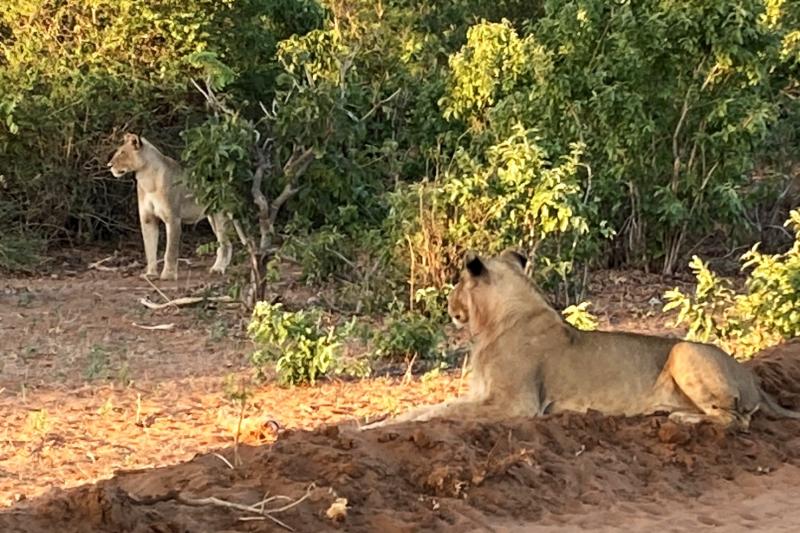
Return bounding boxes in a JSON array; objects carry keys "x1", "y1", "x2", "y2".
[
  {"x1": 132, "y1": 322, "x2": 176, "y2": 331},
  {"x1": 87, "y1": 254, "x2": 118, "y2": 270},
  {"x1": 176, "y1": 483, "x2": 316, "y2": 532},
  {"x1": 138, "y1": 295, "x2": 235, "y2": 310},
  {"x1": 88, "y1": 253, "x2": 141, "y2": 272}
]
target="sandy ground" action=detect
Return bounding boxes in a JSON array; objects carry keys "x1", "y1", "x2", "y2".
[{"x1": 1, "y1": 247, "x2": 799, "y2": 532}]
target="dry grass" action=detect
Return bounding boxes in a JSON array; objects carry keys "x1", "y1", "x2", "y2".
[{"x1": 0, "y1": 372, "x2": 460, "y2": 505}]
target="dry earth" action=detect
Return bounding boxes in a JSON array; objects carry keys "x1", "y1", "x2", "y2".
[{"x1": 1, "y1": 247, "x2": 799, "y2": 532}]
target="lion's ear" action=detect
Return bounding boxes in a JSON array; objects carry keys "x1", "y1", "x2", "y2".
[
  {"x1": 124, "y1": 133, "x2": 142, "y2": 150},
  {"x1": 502, "y1": 249, "x2": 528, "y2": 270},
  {"x1": 465, "y1": 251, "x2": 486, "y2": 277}
]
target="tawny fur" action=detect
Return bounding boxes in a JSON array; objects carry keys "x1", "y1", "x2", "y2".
[
  {"x1": 108, "y1": 133, "x2": 232, "y2": 280},
  {"x1": 363, "y1": 249, "x2": 800, "y2": 430}
]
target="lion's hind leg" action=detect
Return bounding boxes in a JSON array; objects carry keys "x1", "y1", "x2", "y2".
[
  {"x1": 208, "y1": 213, "x2": 233, "y2": 275},
  {"x1": 664, "y1": 342, "x2": 759, "y2": 430}
]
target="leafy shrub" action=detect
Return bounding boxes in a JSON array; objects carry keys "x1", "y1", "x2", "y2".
[
  {"x1": 373, "y1": 308, "x2": 445, "y2": 362},
  {"x1": 412, "y1": 285, "x2": 453, "y2": 323},
  {"x1": 439, "y1": 5, "x2": 793, "y2": 274},
  {"x1": 390, "y1": 126, "x2": 606, "y2": 306},
  {"x1": 181, "y1": 112, "x2": 258, "y2": 220},
  {"x1": 282, "y1": 225, "x2": 355, "y2": 284},
  {"x1": 663, "y1": 210, "x2": 800, "y2": 358},
  {"x1": 248, "y1": 302, "x2": 341, "y2": 385}
]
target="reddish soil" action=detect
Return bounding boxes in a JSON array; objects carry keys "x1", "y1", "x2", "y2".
[
  {"x1": 1, "y1": 342, "x2": 800, "y2": 533},
  {"x1": 2, "y1": 247, "x2": 799, "y2": 532}
]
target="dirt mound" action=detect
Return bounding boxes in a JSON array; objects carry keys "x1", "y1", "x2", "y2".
[{"x1": 3, "y1": 342, "x2": 800, "y2": 533}]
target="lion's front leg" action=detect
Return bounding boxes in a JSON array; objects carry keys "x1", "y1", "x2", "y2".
[
  {"x1": 161, "y1": 218, "x2": 181, "y2": 280},
  {"x1": 208, "y1": 212, "x2": 232, "y2": 275},
  {"x1": 139, "y1": 213, "x2": 159, "y2": 279},
  {"x1": 361, "y1": 399, "x2": 488, "y2": 430}
]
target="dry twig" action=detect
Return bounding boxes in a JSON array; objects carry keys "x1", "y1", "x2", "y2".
[
  {"x1": 132, "y1": 322, "x2": 176, "y2": 331},
  {"x1": 142, "y1": 276, "x2": 172, "y2": 305},
  {"x1": 402, "y1": 353, "x2": 418, "y2": 385},
  {"x1": 138, "y1": 295, "x2": 235, "y2": 310},
  {"x1": 88, "y1": 253, "x2": 141, "y2": 272},
  {"x1": 212, "y1": 452, "x2": 234, "y2": 470},
  {"x1": 87, "y1": 254, "x2": 119, "y2": 271},
  {"x1": 175, "y1": 483, "x2": 316, "y2": 532}
]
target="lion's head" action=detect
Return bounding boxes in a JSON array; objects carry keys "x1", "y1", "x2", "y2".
[
  {"x1": 108, "y1": 133, "x2": 148, "y2": 177},
  {"x1": 448, "y1": 249, "x2": 555, "y2": 335}
]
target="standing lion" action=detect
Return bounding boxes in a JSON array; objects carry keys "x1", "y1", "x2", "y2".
[
  {"x1": 108, "y1": 133, "x2": 232, "y2": 280},
  {"x1": 364, "y1": 250, "x2": 800, "y2": 430}
]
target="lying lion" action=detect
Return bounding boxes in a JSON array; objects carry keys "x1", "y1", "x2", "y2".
[
  {"x1": 363, "y1": 250, "x2": 800, "y2": 430},
  {"x1": 108, "y1": 133, "x2": 232, "y2": 280}
]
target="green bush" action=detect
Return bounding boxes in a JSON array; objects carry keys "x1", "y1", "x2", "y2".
[
  {"x1": 248, "y1": 302, "x2": 341, "y2": 385},
  {"x1": 389, "y1": 127, "x2": 607, "y2": 305},
  {"x1": 4, "y1": 0, "x2": 799, "y2": 295},
  {"x1": 438, "y1": 4, "x2": 794, "y2": 274},
  {"x1": 282, "y1": 225, "x2": 355, "y2": 284},
  {"x1": 412, "y1": 285, "x2": 453, "y2": 324},
  {"x1": 373, "y1": 308, "x2": 445, "y2": 362},
  {"x1": 663, "y1": 209, "x2": 800, "y2": 358}
]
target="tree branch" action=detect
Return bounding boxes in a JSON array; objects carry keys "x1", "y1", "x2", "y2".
[
  {"x1": 282, "y1": 146, "x2": 316, "y2": 178},
  {"x1": 252, "y1": 146, "x2": 273, "y2": 253},
  {"x1": 259, "y1": 145, "x2": 314, "y2": 229},
  {"x1": 671, "y1": 86, "x2": 692, "y2": 192},
  {"x1": 359, "y1": 88, "x2": 402, "y2": 122},
  {"x1": 191, "y1": 78, "x2": 234, "y2": 116},
  {"x1": 269, "y1": 181, "x2": 301, "y2": 227}
]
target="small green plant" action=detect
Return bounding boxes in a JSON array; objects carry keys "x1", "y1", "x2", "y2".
[
  {"x1": 373, "y1": 308, "x2": 445, "y2": 362},
  {"x1": 664, "y1": 210, "x2": 800, "y2": 358},
  {"x1": 209, "y1": 320, "x2": 229, "y2": 343},
  {"x1": 223, "y1": 374, "x2": 253, "y2": 467},
  {"x1": 334, "y1": 357, "x2": 372, "y2": 380},
  {"x1": 195, "y1": 242, "x2": 218, "y2": 257},
  {"x1": 85, "y1": 345, "x2": 110, "y2": 380},
  {"x1": 562, "y1": 302, "x2": 598, "y2": 331},
  {"x1": 248, "y1": 302, "x2": 342, "y2": 385},
  {"x1": 116, "y1": 363, "x2": 132, "y2": 388},
  {"x1": 265, "y1": 257, "x2": 283, "y2": 283}
]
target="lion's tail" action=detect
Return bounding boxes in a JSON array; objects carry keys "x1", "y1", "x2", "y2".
[{"x1": 759, "y1": 389, "x2": 800, "y2": 420}]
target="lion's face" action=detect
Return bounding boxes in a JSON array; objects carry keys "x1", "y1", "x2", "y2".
[
  {"x1": 108, "y1": 133, "x2": 146, "y2": 177},
  {"x1": 447, "y1": 278, "x2": 472, "y2": 329},
  {"x1": 447, "y1": 249, "x2": 529, "y2": 331}
]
